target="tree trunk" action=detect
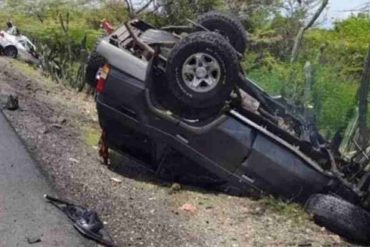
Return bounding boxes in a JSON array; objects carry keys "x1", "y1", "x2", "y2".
[
  {"x1": 303, "y1": 62, "x2": 312, "y2": 103},
  {"x1": 124, "y1": 0, "x2": 134, "y2": 17},
  {"x1": 303, "y1": 61, "x2": 314, "y2": 120},
  {"x1": 135, "y1": 0, "x2": 154, "y2": 14},
  {"x1": 358, "y1": 43, "x2": 370, "y2": 148},
  {"x1": 290, "y1": 0, "x2": 329, "y2": 63},
  {"x1": 339, "y1": 108, "x2": 359, "y2": 155},
  {"x1": 290, "y1": 27, "x2": 305, "y2": 63}
]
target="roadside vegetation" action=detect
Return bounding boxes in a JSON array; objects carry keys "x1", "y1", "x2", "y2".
[
  {"x1": 0, "y1": 0, "x2": 369, "y2": 141},
  {"x1": 1, "y1": 1, "x2": 369, "y2": 244}
]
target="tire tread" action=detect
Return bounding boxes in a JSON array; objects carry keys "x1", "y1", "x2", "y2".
[
  {"x1": 306, "y1": 194, "x2": 370, "y2": 244},
  {"x1": 196, "y1": 11, "x2": 247, "y2": 54}
]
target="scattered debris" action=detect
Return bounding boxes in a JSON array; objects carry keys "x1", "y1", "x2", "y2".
[
  {"x1": 169, "y1": 183, "x2": 182, "y2": 194},
  {"x1": 44, "y1": 194, "x2": 115, "y2": 247},
  {"x1": 179, "y1": 203, "x2": 197, "y2": 214},
  {"x1": 43, "y1": 124, "x2": 63, "y2": 134},
  {"x1": 26, "y1": 234, "x2": 42, "y2": 244},
  {"x1": 50, "y1": 123, "x2": 63, "y2": 130},
  {"x1": 251, "y1": 206, "x2": 266, "y2": 216},
  {"x1": 50, "y1": 115, "x2": 67, "y2": 125},
  {"x1": 298, "y1": 241, "x2": 312, "y2": 247},
  {"x1": 5, "y1": 94, "x2": 18, "y2": 110},
  {"x1": 68, "y1": 158, "x2": 80, "y2": 164},
  {"x1": 110, "y1": 177, "x2": 123, "y2": 183}
]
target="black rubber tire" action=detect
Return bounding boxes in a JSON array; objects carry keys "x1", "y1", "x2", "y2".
[
  {"x1": 165, "y1": 31, "x2": 238, "y2": 113},
  {"x1": 196, "y1": 11, "x2": 247, "y2": 54},
  {"x1": 85, "y1": 52, "x2": 106, "y2": 88},
  {"x1": 4, "y1": 46, "x2": 17, "y2": 58},
  {"x1": 305, "y1": 194, "x2": 370, "y2": 244}
]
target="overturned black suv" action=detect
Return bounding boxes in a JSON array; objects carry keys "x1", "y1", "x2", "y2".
[{"x1": 86, "y1": 12, "x2": 370, "y2": 244}]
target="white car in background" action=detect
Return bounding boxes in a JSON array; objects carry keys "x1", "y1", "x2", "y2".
[{"x1": 0, "y1": 31, "x2": 40, "y2": 64}]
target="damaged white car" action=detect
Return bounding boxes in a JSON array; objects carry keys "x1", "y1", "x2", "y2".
[{"x1": 0, "y1": 31, "x2": 40, "y2": 64}]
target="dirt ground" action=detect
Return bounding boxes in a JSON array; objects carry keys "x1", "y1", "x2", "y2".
[{"x1": 0, "y1": 57, "x2": 352, "y2": 247}]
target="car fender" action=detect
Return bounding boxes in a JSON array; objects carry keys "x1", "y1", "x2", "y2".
[
  {"x1": 0, "y1": 39, "x2": 13, "y2": 49},
  {"x1": 16, "y1": 45, "x2": 29, "y2": 59}
]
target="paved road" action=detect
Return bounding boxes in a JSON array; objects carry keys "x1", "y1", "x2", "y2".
[{"x1": 0, "y1": 111, "x2": 91, "y2": 246}]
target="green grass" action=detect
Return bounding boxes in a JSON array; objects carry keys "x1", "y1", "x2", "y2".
[
  {"x1": 82, "y1": 126, "x2": 100, "y2": 147},
  {"x1": 258, "y1": 196, "x2": 310, "y2": 225}
]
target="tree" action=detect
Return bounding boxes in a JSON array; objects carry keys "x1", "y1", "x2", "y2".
[
  {"x1": 357, "y1": 44, "x2": 370, "y2": 148},
  {"x1": 5, "y1": 0, "x2": 93, "y2": 22},
  {"x1": 290, "y1": 0, "x2": 329, "y2": 63},
  {"x1": 120, "y1": 0, "x2": 156, "y2": 17},
  {"x1": 157, "y1": 0, "x2": 221, "y2": 24}
]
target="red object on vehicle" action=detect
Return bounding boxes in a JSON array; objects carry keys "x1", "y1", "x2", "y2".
[
  {"x1": 101, "y1": 19, "x2": 114, "y2": 35},
  {"x1": 99, "y1": 130, "x2": 109, "y2": 166},
  {"x1": 96, "y1": 64, "x2": 110, "y2": 93}
]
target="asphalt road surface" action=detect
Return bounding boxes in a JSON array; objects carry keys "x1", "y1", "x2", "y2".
[{"x1": 0, "y1": 111, "x2": 91, "y2": 246}]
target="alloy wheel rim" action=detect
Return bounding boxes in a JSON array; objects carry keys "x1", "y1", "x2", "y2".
[{"x1": 181, "y1": 52, "x2": 221, "y2": 93}]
